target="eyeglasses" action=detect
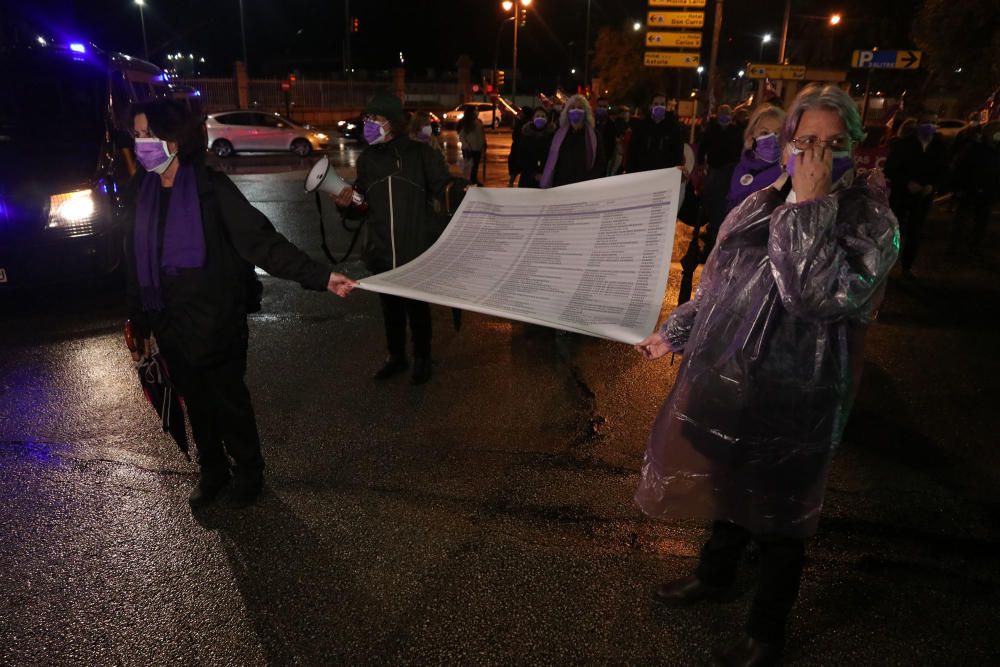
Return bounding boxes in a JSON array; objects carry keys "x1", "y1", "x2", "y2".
[{"x1": 790, "y1": 135, "x2": 851, "y2": 152}]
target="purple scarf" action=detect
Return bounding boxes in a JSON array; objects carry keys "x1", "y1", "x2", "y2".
[
  {"x1": 134, "y1": 166, "x2": 206, "y2": 311},
  {"x1": 725, "y1": 149, "x2": 783, "y2": 213},
  {"x1": 540, "y1": 124, "x2": 596, "y2": 189}
]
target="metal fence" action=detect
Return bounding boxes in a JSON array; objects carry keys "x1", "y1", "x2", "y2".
[{"x1": 177, "y1": 78, "x2": 460, "y2": 113}]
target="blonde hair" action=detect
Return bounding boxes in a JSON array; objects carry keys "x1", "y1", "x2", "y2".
[
  {"x1": 559, "y1": 94, "x2": 595, "y2": 129},
  {"x1": 744, "y1": 104, "x2": 786, "y2": 149}
]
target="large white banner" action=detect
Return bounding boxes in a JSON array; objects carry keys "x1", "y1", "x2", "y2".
[{"x1": 358, "y1": 168, "x2": 681, "y2": 344}]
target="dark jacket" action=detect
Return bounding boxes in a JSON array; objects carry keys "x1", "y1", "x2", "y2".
[
  {"x1": 341, "y1": 136, "x2": 452, "y2": 272},
  {"x1": 518, "y1": 122, "x2": 555, "y2": 188},
  {"x1": 697, "y1": 120, "x2": 743, "y2": 170},
  {"x1": 125, "y1": 164, "x2": 330, "y2": 367},
  {"x1": 550, "y1": 126, "x2": 606, "y2": 187},
  {"x1": 951, "y1": 139, "x2": 999, "y2": 196},
  {"x1": 628, "y1": 116, "x2": 685, "y2": 173},
  {"x1": 884, "y1": 134, "x2": 948, "y2": 194}
]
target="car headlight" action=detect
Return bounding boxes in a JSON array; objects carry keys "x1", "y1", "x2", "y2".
[
  {"x1": 48, "y1": 189, "x2": 100, "y2": 235},
  {"x1": 346, "y1": 123, "x2": 356, "y2": 130},
  {"x1": 337, "y1": 120, "x2": 346, "y2": 127}
]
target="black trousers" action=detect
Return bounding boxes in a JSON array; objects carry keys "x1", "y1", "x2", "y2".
[
  {"x1": 950, "y1": 192, "x2": 992, "y2": 253},
  {"x1": 695, "y1": 521, "x2": 806, "y2": 643},
  {"x1": 463, "y1": 149, "x2": 483, "y2": 184},
  {"x1": 892, "y1": 192, "x2": 933, "y2": 271},
  {"x1": 166, "y1": 350, "x2": 264, "y2": 479},
  {"x1": 379, "y1": 293, "x2": 432, "y2": 360}
]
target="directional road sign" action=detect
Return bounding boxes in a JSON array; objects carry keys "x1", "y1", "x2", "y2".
[
  {"x1": 646, "y1": 31, "x2": 703, "y2": 48},
  {"x1": 746, "y1": 63, "x2": 806, "y2": 80},
  {"x1": 851, "y1": 50, "x2": 922, "y2": 70},
  {"x1": 647, "y1": 11, "x2": 705, "y2": 28},
  {"x1": 644, "y1": 51, "x2": 701, "y2": 68},
  {"x1": 649, "y1": 0, "x2": 706, "y2": 6}
]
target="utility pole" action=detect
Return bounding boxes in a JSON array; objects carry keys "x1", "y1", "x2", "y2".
[
  {"x1": 707, "y1": 0, "x2": 724, "y2": 113},
  {"x1": 238, "y1": 0, "x2": 248, "y2": 68},
  {"x1": 778, "y1": 0, "x2": 790, "y2": 64},
  {"x1": 512, "y1": 3, "x2": 520, "y2": 102},
  {"x1": 583, "y1": 0, "x2": 592, "y2": 94},
  {"x1": 343, "y1": 0, "x2": 353, "y2": 73}
]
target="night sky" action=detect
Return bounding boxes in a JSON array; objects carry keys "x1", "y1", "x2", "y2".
[{"x1": 6, "y1": 0, "x2": 923, "y2": 85}]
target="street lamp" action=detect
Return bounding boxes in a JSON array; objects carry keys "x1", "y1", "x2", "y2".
[
  {"x1": 760, "y1": 32, "x2": 772, "y2": 61},
  {"x1": 502, "y1": 0, "x2": 532, "y2": 103},
  {"x1": 633, "y1": 21, "x2": 642, "y2": 32},
  {"x1": 829, "y1": 13, "x2": 842, "y2": 26},
  {"x1": 134, "y1": 0, "x2": 148, "y2": 61}
]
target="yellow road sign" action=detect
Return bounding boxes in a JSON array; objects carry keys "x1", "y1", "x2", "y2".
[
  {"x1": 647, "y1": 11, "x2": 705, "y2": 28},
  {"x1": 644, "y1": 51, "x2": 701, "y2": 68},
  {"x1": 646, "y1": 31, "x2": 703, "y2": 48},
  {"x1": 746, "y1": 63, "x2": 806, "y2": 80},
  {"x1": 648, "y1": 0, "x2": 706, "y2": 6}
]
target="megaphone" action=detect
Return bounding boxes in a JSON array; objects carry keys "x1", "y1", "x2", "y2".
[{"x1": 305, "y1": 156, "x2": 366, "y2": 207}]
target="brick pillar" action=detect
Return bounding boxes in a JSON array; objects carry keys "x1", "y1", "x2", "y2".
[
  {"x1": 235, "y1": 61, "x2": 249, "y2": 109},
  {"x1": 392, "y1": 67, "x2": 406, "y2": 104},
  {"x1": 457, "y1": 55, "x2": 472, "y2": 105}
]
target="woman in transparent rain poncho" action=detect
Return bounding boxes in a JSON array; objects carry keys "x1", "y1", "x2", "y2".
[{"x1": 634, "y1": 84, "x2": 899, "y2": 667}]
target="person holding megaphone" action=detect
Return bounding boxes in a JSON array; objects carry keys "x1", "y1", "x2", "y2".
[{"x1": 332, "y1": 93, "x2": 455, "y2": 385}]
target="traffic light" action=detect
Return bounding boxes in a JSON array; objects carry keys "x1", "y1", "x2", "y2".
[
  {"x1": 352, "y1": 17, "x2": 360, "y2": 33},
  {"x1": 496, "y1": 69, "x2": 505, "y2": 88}
]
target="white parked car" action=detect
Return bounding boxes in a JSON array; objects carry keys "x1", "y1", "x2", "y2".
[
  {"x1": 934, "y1": 118, "x2": 968, "y2": 140},
  {"x1": 442, "y1": 102, "x2": 503, "y2": 128},
  {"x1": 205, "y1": 111, "x2": 329, "y2": 157}
]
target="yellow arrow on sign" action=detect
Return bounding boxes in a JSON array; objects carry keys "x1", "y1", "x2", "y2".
[
  {"x1": 644, "y1": 51, "x2": 701, "y2": 68},
  {"x1": 646, "y1": 31, "x2": 703, "y2": 48},
  {"x1": 647, "y1": 11, "x2": 705, "y2": 28},
  {"x1": 895, "y1": 50, "x2": 921, "y2": 69},
  {"x1": 745, "y1": 63, "x2": 806, "y2": 80},
  {"x1": 648, "y1": 0, "x2": 706, "y2": 7}
]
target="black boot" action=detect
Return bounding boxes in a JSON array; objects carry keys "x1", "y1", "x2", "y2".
[
  {"x1": 715, "y1": 635, "x2": 783, "y2": 667},
  {"x1": 188, "y1": 468, "x2": 231, "y2": 509},
  {"x1": 225, "y1": 469, "x2": 264, "y2": 509},
  {"x1": 374, "y1": 356, "x2": 409, "y2": 380},
  {"x1": 653, "y1": 575, "x2": 732, "y2": 605},
  {"x1": 411, "y1": 357, "x2": 433, "y2": 385}
]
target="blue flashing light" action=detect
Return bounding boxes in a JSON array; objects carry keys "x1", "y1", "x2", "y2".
[
  {"x1": 70, "y1": 43, "x2": 87, "y2": 53},
  {"x1": 192, "y1": 90, "x2": 202, "y2": 96}
]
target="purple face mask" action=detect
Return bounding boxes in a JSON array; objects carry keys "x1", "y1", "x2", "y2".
[
  {"x1": 533, "y1": 117, "x2": 547, "y2": 129},
  {"x1": 753, "y1": 133, "x2": 781, "y2": 163},
  {"x1": 363, "y1": 120, "x2": 387, "y2": 145},
  {"x1": 651, "y1": 105, "x2": 667, "y2": 121},
  {"x1": 718, "y1": 114, "x2": 733, "y2": 126},
  {"x1": 134, "y1": 138, "x2": 176, "y2": 174},
  {"x1": 568, "y1": 108, "x2": 586, "y2": 125},
  {"x1": 595, "y1": 107, "x2": 610, "y2": 120},
  {"x1": 916, "y1": 123, "x2": 937, "y2": 142},
  {"x1": 787, "y1": 149, "x2": 854, "y2": 183}
]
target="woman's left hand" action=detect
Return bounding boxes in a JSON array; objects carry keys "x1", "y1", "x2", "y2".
[{"x1": 327, "y1": 272, "x2": 358, "y2": 297}]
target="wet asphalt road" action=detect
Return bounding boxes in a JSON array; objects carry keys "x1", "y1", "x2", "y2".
[{"x1": 1, "y1": 134, "x2": 999, "y2": 665}]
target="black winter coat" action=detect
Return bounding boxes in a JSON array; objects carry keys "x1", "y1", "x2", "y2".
[
  {"x1": 342, "y1": 136, "x2": 452, "y2": 272},
  {"x1": 628, "y1": 117, "x2": 685, "y2": 173},
  {"x1": 518, "y1": 123, "x2": 555, "y2": 188},
  {"x1": 125, "y1": 164, "x2": 330, "y2": 367},
  {"x1": 884, "y1": 134, "x2": 948, "y2": 193}
]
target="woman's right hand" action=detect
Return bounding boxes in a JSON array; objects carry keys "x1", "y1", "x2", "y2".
[
  {"x1": 333, "y1": 186, "x2": 354, "y2": 208},
  {"x1": 635, "y1": 332, "x2": 670, "y2": 360}
]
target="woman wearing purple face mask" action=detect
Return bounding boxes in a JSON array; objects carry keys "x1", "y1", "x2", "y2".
[
  {"x1": 627, "y1": 93, "x2": 685, "y2": 174},
  {"x1": 724, "y1": 104, "x2": 786, "y2": 214},
  {"x1": 634, "y1": 84, "x2": 898, "y2": 666},
  {"x1": 518, "y1": 107, "x2": 555, "y2": 188},
  {"x1": 124, "y1": 99, "x2": 356, "y2": 510},
  {"x1": 540, "y1": 95, "x2": 605, "y2": 188}
]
